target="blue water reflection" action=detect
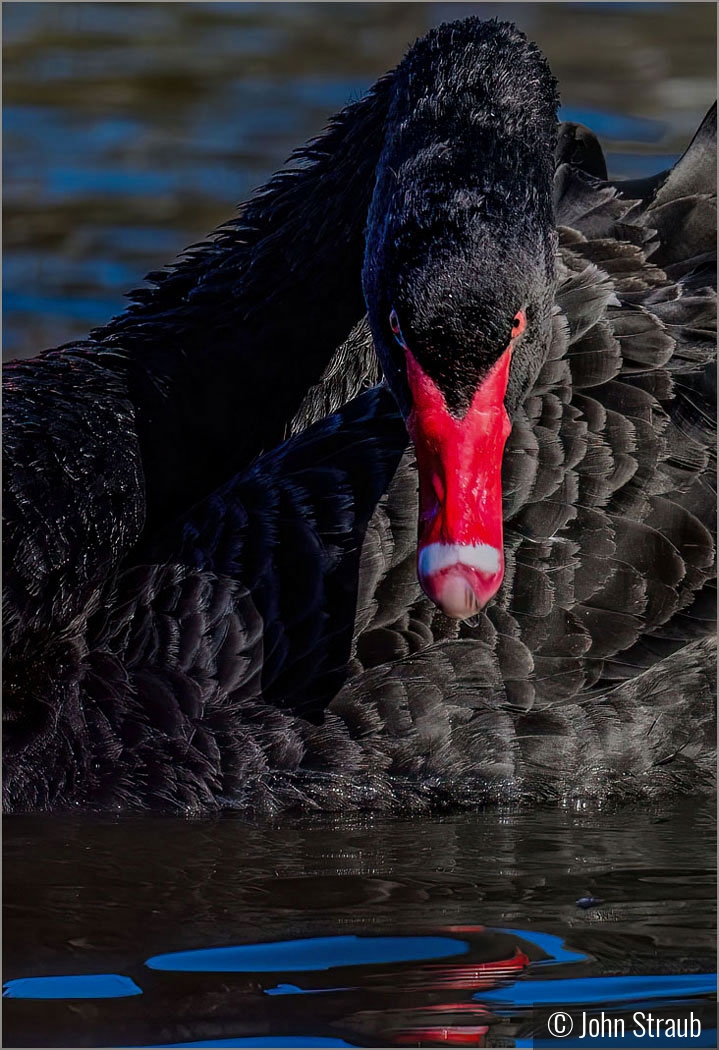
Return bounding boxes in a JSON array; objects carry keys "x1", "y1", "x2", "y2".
[
  {"x1": 146, "y1": 934, "x2": 470, "y2": 973},
  {"x1": 492, "y1": 928, "x2": 589, "y2": 965},
  {"x1": 479, "y1": 972, "x2": 717, "y2": 1006},
  {"x1": 517, "y1": 1035, "x2": 717, "y2": 1049},
  {"x1": 4, "y1": 926, "x2": 715, "y2": 1047},
  {"x1": 3, "y1": 973, "x2": 142, "y2": 999},
  {"x1": 153, "y1": 1040, "x2": 358, "y2": 1048}
]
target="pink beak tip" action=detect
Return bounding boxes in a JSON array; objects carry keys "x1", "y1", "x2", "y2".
[{"x1": 418, "y1": 542, "x2": 504, "y2": 619}]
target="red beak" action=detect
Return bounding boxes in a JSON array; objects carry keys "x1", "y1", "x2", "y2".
[{"x1": 405, "y1": 347, "x2": 513, "y2": 619}]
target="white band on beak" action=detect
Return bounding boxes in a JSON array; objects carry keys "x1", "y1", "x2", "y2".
[{"x1": 418, "y1": 542, "x2": 502, "y2": 578}]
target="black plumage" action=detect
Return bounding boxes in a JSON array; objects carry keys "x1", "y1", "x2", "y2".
[{"x1": 3, "y1": 18, "x2": 716, "y2": 812}]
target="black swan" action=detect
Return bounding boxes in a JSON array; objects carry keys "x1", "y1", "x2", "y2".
[{"x1": 3, "y1": 18, "x2": 716, "y2": 813}]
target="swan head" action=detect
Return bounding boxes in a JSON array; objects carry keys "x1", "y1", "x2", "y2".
[{"x1": 362, "y1": 17, "x2": 559, "y2": 619}]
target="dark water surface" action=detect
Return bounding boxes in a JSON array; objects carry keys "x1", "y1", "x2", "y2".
[
  {"x1": 3, "y1": 802, "x2": 716, "y2": 1048},
  {"x1": 2, "y1": 3, "x2": 717, "y2": 1047}
]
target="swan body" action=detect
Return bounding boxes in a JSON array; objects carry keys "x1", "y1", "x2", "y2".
[{"x1": 3, "y1": 19, "x2": 716, "y2": 812}]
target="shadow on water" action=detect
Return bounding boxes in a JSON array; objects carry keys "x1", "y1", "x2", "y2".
[{"x1": 3, "y1": 800, "x2": 716, "y2": 1047}]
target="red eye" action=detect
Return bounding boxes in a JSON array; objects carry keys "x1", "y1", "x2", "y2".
[
  {"x1": 389, "y1": 308, "x2": 408, "y2": 349},
  {"x1": 512, "y1": 310, "x2": 526, "y2": 337}
]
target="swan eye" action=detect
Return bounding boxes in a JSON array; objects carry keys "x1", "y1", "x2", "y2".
[
  {"x1": 389, "y1": 308, "x2": 408, "y2": 349},
  {"x1": 511, "y1": 310, "x2": 527, "y2": 338}
]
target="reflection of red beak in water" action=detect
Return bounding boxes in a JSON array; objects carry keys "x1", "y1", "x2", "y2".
[{"x1": 405, "y1": 343, "x2": 515, "y2": 619}]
